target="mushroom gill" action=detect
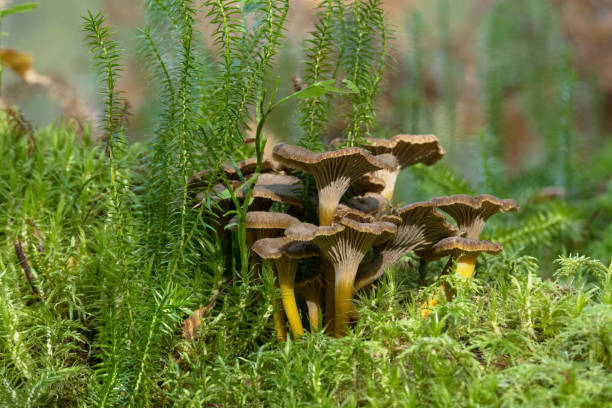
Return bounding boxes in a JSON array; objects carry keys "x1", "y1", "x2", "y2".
[
  {"x1": 360, "y1": 134, "x2": 446, "y2": 201},
  {"x1": 353, "y1": 201, "x2": 458, "y2": 292},
  {"x1": 272, "y1": 144, "x2": 394, "y2": 226},
  {"x1": 431, "y1": 194, "x2": 518, "y2": 278},
  {"x1": 421, "y1": 237, "x2": 503, "y2": 317}
]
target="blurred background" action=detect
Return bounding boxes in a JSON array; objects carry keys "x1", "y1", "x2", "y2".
[
  {"x1": 3, "y1": 0, "x2": 611, "y2": 164},
  {"x1": 3, "y1": 0, "x2": 612, "y2": 264}
]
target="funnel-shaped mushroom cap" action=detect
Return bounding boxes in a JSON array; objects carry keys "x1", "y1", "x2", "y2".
[
  {"x1": 226, "y1": 158, "x2": 280, "y2": 180},
  {"x1": 251, "y1": 237, "x2": 320, "y2": 260},
  {"x1": 353, "y1": 174, "x2": 386, "y2": 195},
  {"x1": 286, "y1": 218, "x2": 396, "y2": 336},
  {"x1": 360, "y1": 135, "x2": 445, "y2": 201},
  {"x1": 285, "y1": 218, "x2": 397, "y2": 258},
  {"x1": 194, "y1": 182, "x2": 243, "y2": 212},
  {"x1": 229, "y1": 211, "x2": 301, "y2": 239},
  {"x1": 431, "y1": 194, "x2": 519, "y2": 239},
  {"x1": 429, "y1": 236, "x2": 503, "y2": 258},
  {"x1": 244, "y1": 211, "x2": 300, "y2": 230},
  {"x1": 333, "y1": 204, "x2": 376, "y2": 224},
  {"x1": 188, "y1": 157, "x2": 279, "y2": 193},
  {"x1": 252, "y1": 236, "x2": 319, "y2": 340},
  {"x1": 236, "y1": 173, "x2": 304, "y2": 209},
  {"x1": 346, "y1": 193, "x2": 390, "y2": 215},
  {"x1": 354, "y1": 201, "x2": 458, "y2": 292},
  {"x1": 295, "y1": 275, "x2": 323, "y2": 297},
  {"x1": 272, "y1": 144, "x2": 394, "y2": 225},
  {"x1": 362, "y1": 134, "x2": 446, "y2": 167}
]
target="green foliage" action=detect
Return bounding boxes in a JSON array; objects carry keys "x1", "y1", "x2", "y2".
[{"x1": 2, "y1": 0, "x2": 612, "y2": 406}]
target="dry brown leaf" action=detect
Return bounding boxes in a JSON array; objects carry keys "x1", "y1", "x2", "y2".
[
  {"x1": 182, "y1": 307, "x2": 207, "y2": 341},
  {"x1": 0, "y1": 48, "x2": 32, "y2": 77}
]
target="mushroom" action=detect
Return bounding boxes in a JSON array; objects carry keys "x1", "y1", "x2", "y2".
[
  {"x1": 420, "y1": 237, "x2": 503, "y2": 317},
  {"x1": 428, "y1": 236, "x2": 503, "y2": 278},
  {"x1": 295, "y1": 276, "x2": 324, "y2": 331},
  {"x1": 360, "y1": 134, "x2": 446, "y2": 201},
  {"x1": 345, "y1": 192, "x2": 390, "y2": 215},
  {"x1": 352, "y1": 173, "x2": 386, "y2": 196},
  {"x1": 229, "y1": 211, "x2": 301, "y2": 245},
  {"x1": 226, "y1": 212, "x2": 301, "y2": 341},
  {"x1": 252, "y1": 237, "x2": 320, "y2": 339},
  {"x1": 430, "y1": 194, "x2": 518, "y2": 278},
  {"x1": 272, "y1": 144, "x2": 394, "y2": 226},
  {"x1": 236, "y1": 173, "x2": 304, "y2": 211},
  {"x1": 333, "y1": 204, "x2": 376, "y2": 223},
  {"x1": 285, "y1": 218, "x2": 396, "y2": 336},
  {"x1": 225, "y1": 157, "x2": 280, "y2": 180},
  {"x1": 353, "y1": 201, "x2": 458, "y2": 292}
]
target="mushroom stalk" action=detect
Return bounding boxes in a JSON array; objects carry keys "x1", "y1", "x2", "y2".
[
  {"x1": 323, "y1": 261, "x2": 335, "y2": 335},
  {"x1": 304, "y1": 296, "x2": 320, "y2": 331},
  {"x1": 455, "y1": 252, "x2": 478, "y2": 278},
  {"x1": 317, "y1": 179, "x2": 350, "y2": 226},
  {"x1": 333, "y1": 258, "x2": 361, "y2": 337},
  {"x1": 272, "y1": 298, "x2": 287, "y2": 341},
  {"x1": 372, "y1": 168, "x2": 399, "y2": 202},
  {"x1": 275, "y1": 258, "x2": 304, "y2": 339}
]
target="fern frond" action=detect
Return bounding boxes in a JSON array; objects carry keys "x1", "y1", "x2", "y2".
[
  {"x1": 484, "y1": 203, "x2": 580, "y2": 251},
  {"x1": 410, "y1": 163, "x2": 476, "y2": 197}
]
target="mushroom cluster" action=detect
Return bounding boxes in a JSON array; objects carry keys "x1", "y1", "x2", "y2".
[{"x1": 188, "y1": 134, "x2": 518, "y2": 338}]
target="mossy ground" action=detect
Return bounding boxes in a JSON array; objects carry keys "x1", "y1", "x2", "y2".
[{"x1": 1, "y1": 118, "x2": 611, "y2": 407}]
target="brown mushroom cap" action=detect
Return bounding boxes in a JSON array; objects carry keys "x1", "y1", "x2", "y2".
[
  {"x1": 225, "y1": 158, "x2": 280, "y2": 180},
  {"x1": 346, "y1": 192, "x2": 390, "y2": 215},
  {"x1": 333, "y1": 204, "x2": 376, "y2": 224},
  {"x1": 431, "y1": 194, "x2": 519, "y2": 239},
  {"x1": 251, "y1": 237, "x2": 320, "y2": 260},
  {"x1": 354, "y1": 201, "x2": 458, "y2": 291},
  {"x1": 359, "y1": 135, "x2": 445, "y2": 201},
  {"x1": 429, "y1": 236, "x2": 503, "y2": 258},
  {"x1": 236, "y1": 173, "x2": 304, "y2": 210},
  {"x1": 272, "y1": 144, "x2": 394, "y2": 225},
  {"x1": 361, "y1": 134, "x2": 446, "y2": 168},
  {"x1": 188, "y1": 158, "x2": 281, "y2": 194},
  {"x1": 229, "y1": 211, "x2": 301, "y2": 238},
  {"x1": 352, "y1": 174, "x2": 386, "y2": 195},
  {"x1": 295, "y1": 275, "x2": 324, "y2": 296}
]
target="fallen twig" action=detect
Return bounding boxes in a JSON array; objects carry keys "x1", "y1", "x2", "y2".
[{"x1": 14, "y1": 238, "x2": 41, "y2": 297}]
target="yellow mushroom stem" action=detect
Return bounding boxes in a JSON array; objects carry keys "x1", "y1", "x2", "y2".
[
  {"x1": 317, "y1": 181, "x2": 350, "y2": 226},
  {"x1": 323, "y1": 261, "x2": 335, "y2": 335},
  {"x1": 334, "y1": 277, "x2": 355, "y2": 337},
  {"x1": 304, "y1": 296, "x2": 320, "y2": 331},
  {"x1": 455, "y1": 252, "x2": 478, "y2": 278},
  {"x1": 375, "y1": 169, "x2": 399, "y2": 202},
  {"x1": 421, "y1": 252, "x2": 477, "y2": 318},
  {"x1": 333, "y1": 260, "x2": 360, "y2": 337},
  {"x1": 272, "y1": 298, "x2": 287, "y2": 342},
  {"x1": 276, "y1": 259, "x2": 304, "y2": 339}
]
